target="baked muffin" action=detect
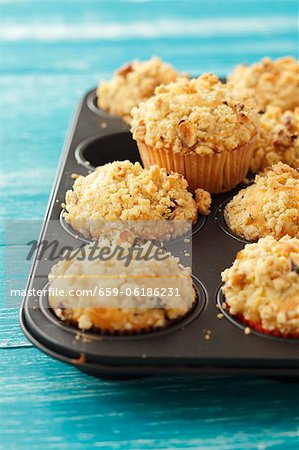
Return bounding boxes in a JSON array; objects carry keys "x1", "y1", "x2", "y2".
[
  {"x1": 63, "y1": 160, "x2": 198, "y2": 240},
  {"x1": 221, "y1": 236, "x2": 299, "y2": 338},
  {"x1": 250, "y1": 106, "x2": 299, "y2": 172},
  {"x1": 48, "y1": 238, "x2": 195, "y2": 333},
  {"x1": 228, "y1": 56, "x2": 299, "y2": 112},
  {"x1": 131, "y1": 73, "x2": 259, "y2": 193},
  {"x1": 225, "y1": 163, "x2": 299, "y2": 242},
  {"x1": 97, "y1": 57, "x2": 184, "y2": 124}
]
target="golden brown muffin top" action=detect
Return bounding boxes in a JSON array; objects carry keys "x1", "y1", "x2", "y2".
[
  {"x1": 64, "y1": 161, "x2": 198, "y2": 240},
  {"x1": 228, "y1": 56, "x2": 299, "y2": 111},
  {"x1": 97, "y1": 57, "x2": 184, "y2": 124},
  {"x1": 225, "y1": 163, "x2": 299, "y2": 242},
  {"x1": 131, "y1": 73, "x2": 259, "y2": 155},
  {"x1": 221, "y1": 235, "x2": 299, "y2": 336},
  {"x1": 250, "y1": 106, "x2": 299, "y2": 172}
]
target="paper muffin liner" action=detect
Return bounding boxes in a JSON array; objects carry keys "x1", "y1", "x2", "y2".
[
  {"x1": 236, "y1": 313, "x2": 299, "y2": 340},
  {"x1": 52, "y1": 291, "x2": 197, "y2": 336},
  {"x1": 137, "y1": 135, "x2": 257, "y2": 193}
]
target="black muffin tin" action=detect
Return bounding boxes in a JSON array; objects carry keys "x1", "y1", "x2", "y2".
[{"x1": 20, "y1": 87, "x2": 299, "y2": 379}]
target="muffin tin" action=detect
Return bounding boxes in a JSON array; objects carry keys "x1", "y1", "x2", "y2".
[{"x1": 20, "y1": 87, "x2": 299, "y2": 379}]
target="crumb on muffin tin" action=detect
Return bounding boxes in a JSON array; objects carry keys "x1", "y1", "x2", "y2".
[
  {"x1": 250, "y1": 106, "x2": 299, "y2": 173},
  {"x1": 228, "y1": 56, "x2": 299, "y2": 112},
  {"x1": 221, "y1": 235, "x2": 299, "y2": 338},
  {"x1": 195, "y1": 188, "x2": 211, "y2": 215},
  {"x1": 97, "y1": 57, "x2": 185, "y2": 124},
  {"x1": 131, "y1": 73, "x2": 259, "y2": 155},
  {"x1": 224, "y1": 163, "x2": 299, "y2": 242}
]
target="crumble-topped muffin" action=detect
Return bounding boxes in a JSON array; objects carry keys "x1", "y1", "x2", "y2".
[
  {"x1": 131, "y1": 73, "x2": 259, "y2": 193},
  {"x1": 250, "y1": 106, "x2": 299, "y2": 172},
  {"x1": 97, "y1": 57, "x2": 184, "y2": 124},
  {"x1": 48, "y1": 238, "x2": 195, "y2": 333},
  {"x1": 225, "y1": 163, "x2": 299, "y2": 242},
  {"x1": 221, "y1": 236, "x2": 299, "y2": 338},
  {"x1": 64, "y1": 160, "x2": 198, "y2": 240},
  {"x1": 228, "y1": 56, "x2": 299, "y2": 111},
  {"x1": 131, "y1": 73, "x2": 258, "y2": 155}
]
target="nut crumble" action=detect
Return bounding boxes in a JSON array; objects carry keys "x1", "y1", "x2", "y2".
[
  {"x1": 228, "y1": 56, "x2": 299, "y2": 111},
  {"x1": 97, "y1": 57, "x2": 184, "y2": 124},
  {"x1": 250, "y1": 106, "x2": 299, "y2": 172},
  {"x1": 131, "y1": 73, "x2": 259, "y2": 155},
  {"x1": 225, "y1": 163, "x2": 299, "y2": 241},
  {"x1": 221, "y1": 236, "x2": 299, "y2": 337},
  {"x1": 64, "y1": 160, "x2": 198, "y2": 240}
]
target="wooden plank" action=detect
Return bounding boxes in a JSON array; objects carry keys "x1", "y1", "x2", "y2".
[
  {"x1": 1, "y1": 347, "x2": 299, "y2": 449},
  {"x1": 0, "y1": 308, "x2": 32, "y2": 348}
]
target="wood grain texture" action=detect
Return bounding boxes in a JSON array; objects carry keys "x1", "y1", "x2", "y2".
[
  {"x1": 0, "y1": 0, "x2": 298, "y2": 448},
  {"x1": 1, "y1": 347, "x2": 299, "y2": 450}
]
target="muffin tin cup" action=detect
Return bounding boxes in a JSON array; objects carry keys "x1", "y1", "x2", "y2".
[
  {"x1": 215, "y1": 197, "x2": 251, "y2": 244},
  {"x1": 25, "y1": 276, "x2": 206, "y2": 342},
  {"x1": 20, "y1": 87, "x2": 299, "y2": 379},
  {"x1": 87, "y1": 89, "x2": 111, "y2": 118},
  {"x1": 75, "y1": 131, "x2": 138, "y2": 170}
]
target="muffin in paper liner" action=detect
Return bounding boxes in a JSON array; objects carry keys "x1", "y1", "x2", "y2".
[
  {"x1": 50, "y1": 301, "x2": 197, "y2": 336},
  {"x1": 131, "y1": 74, "x2": 259, "y2": 193},
  {"x1": 234, "y1": 313, "x2": 299, "y2": 340},
  {"x1": 224, "y1": 163, "x2": 299, "y2": 242},
  {"x1": 137, "y1": 134, "x2": 257, "y2": 193},
  {"x1": 221, "y1": 236, "x2": 299, "y2": 339}
]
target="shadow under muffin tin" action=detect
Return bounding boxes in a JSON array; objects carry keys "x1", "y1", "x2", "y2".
[{"x1": 20, "y1": 87, "x2": 299, "y2": 379}]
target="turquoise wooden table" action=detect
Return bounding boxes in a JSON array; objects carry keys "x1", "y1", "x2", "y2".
[{"x1": 1, "y1": 0, "x2": 298, "y2": 448}]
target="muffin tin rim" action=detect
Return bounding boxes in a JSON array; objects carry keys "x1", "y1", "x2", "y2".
[
  {"x1": 74, "y1": 130, "x2": 132, "y2": 170},
  {"x1": 21, "y1": 306, "x2": 299, "y2": 378},
  {"x1": 87, "y1": 89, "x2": 117, "y2": 120}
]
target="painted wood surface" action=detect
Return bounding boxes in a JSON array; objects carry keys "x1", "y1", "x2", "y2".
[{"x1": 0, "y1": 0, "x2": 298, "y2": 448}]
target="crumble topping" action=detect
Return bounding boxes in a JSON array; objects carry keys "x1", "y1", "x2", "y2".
[
  {"x1": 97, "y1": 57, "x2": 184, "y2": 124},
  {"x1": 221, "y1": 236, "x2": 299, "y2": 337},
  {"x1": 64, "y1": 160, "x2": 198, "y2": 240},
  {"x1": 131, "y1": 73, "x2": 259, "y2": 155},
  {"x1": 224, "y1": 163, "x2": 299, "y2": 241},
  {"x1": 250, "y1": 106, "x2": 299, "y2": 172},
  {"x1": 228, "y1": 56, "x2": 299, "y2": 111},
  {"x1": 195, "y1": 188, "x2": 211, "y2": 215},
  {"x1": 225, "y1": 163, "x2": 299, "y2": 242}
]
